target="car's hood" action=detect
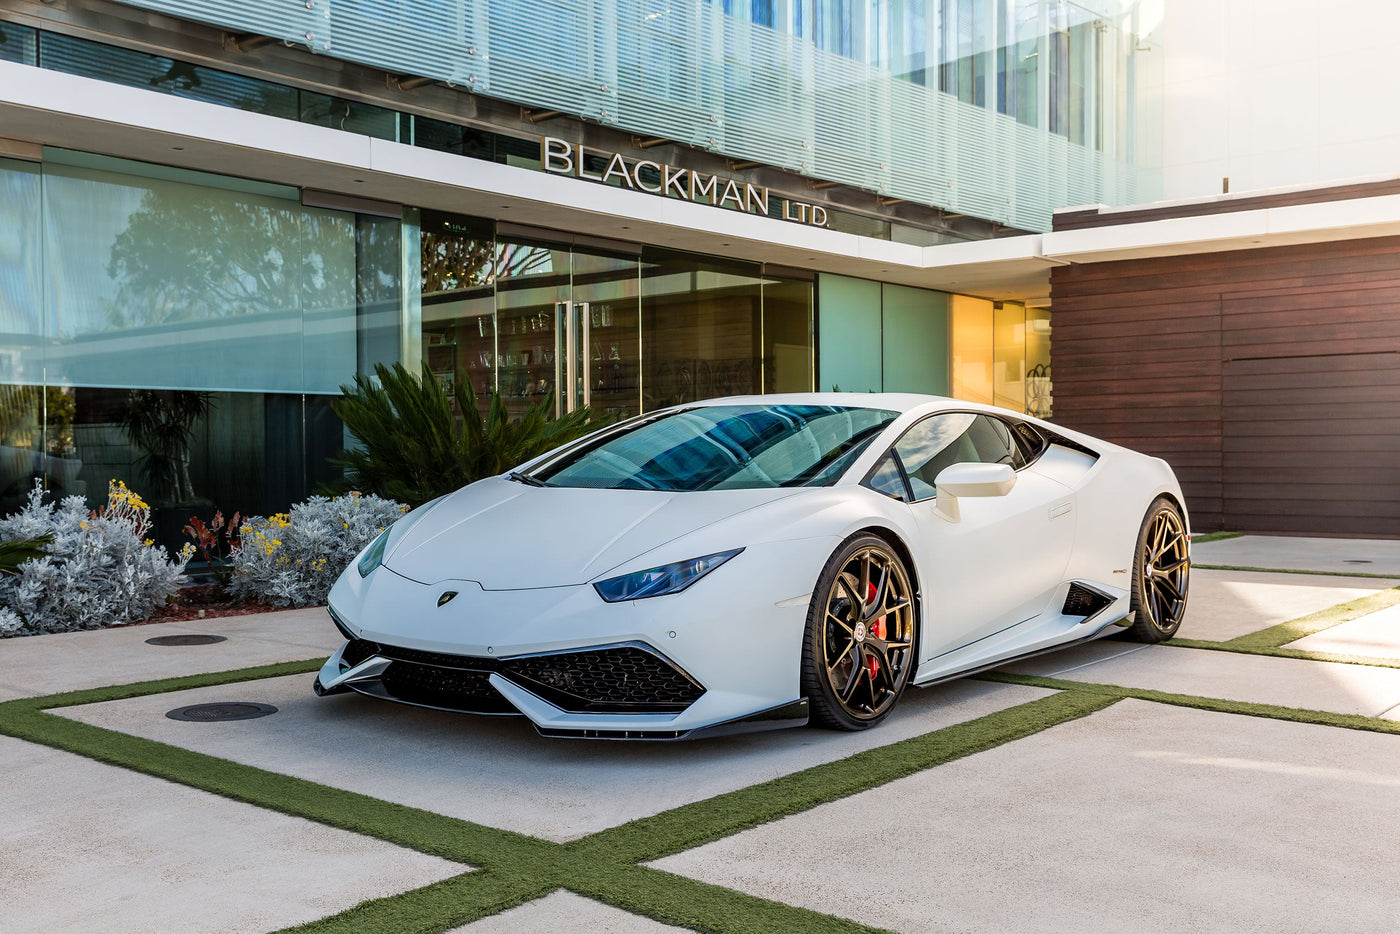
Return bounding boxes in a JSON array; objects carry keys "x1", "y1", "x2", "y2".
[{"x1": 383, "y1": 476, "x2": 801, "y2": 588}]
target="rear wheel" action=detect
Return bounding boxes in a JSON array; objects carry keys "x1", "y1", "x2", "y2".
[
  {"x1": 1126, "y1": 498, "x2": 1190, "y2": 642},
  {"x1": 802, "y1": 534, "x2": 917, "y2": 730}
]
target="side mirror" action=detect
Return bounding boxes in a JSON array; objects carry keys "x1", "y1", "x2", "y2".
[{"x1": 933, "y1": 462, "x2": 1016, "y2": 523}]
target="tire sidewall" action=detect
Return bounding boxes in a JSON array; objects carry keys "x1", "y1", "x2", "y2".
[
  {"x1": 801, "y1": 532, "x2": 916, "y2": 730},
  {"x1": 1129, "y1": 498, "x2": 1188, "y2": 642}
]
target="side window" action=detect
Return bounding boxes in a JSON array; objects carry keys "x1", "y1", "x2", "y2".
[
  {"x1": 1011, "y1": 420, "x2": 1047, "y2": 464},
  {"x1": 971, "y1": 415, "x2": 1023, "y2": 469},
  {"x1": 892, "y1": 413, "x2": 1027, "y2": 502},
  {"x1": 893, "y1": 412, "x2": 979, "y2": 501},
  {"x1": 864, "y1": 452, "x2": 909, "y2": 502}
]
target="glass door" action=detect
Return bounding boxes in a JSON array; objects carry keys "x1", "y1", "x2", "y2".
[
  {"x1": 422, "y1": 221, "x2": 643, "y2": 420},
  {"x1": 495, "y1": 237, "x2": 569, "y2": 418},
  {"x1": 570, "y1": 251, "x2": 641, "y2": 420}
]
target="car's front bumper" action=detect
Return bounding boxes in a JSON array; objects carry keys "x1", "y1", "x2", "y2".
[{"x1": 316, "y1": 537, "x2": 838, "y2": 738}]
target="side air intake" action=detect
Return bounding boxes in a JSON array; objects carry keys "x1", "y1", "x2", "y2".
[{"x1": 1062, "y1": 583, "x2": 1114, "y2": 618}]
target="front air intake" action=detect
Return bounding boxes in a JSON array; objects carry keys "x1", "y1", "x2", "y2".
[{"x1": 1062, "y1": 583, "x2": 1113, "y2": 618}]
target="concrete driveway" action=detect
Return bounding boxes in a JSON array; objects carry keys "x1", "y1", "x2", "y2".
[{"x1": 3, "y1": 537, "x2": 1399, "y2": 933}]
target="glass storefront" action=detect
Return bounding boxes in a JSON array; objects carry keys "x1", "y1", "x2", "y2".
[
  {"x1": 0, "y1": 153, "x2": 403, "y2": 546},
  {"x1": 419, "y1": 214, "x2": 815, "y2": 419},
  {"x1": 819, "y1": 276, "x2": 1050, "y2": 416}
]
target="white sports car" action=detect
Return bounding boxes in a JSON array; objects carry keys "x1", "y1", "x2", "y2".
[{"x1": 315, "y1": 394, "x2": 1189, "y2": 739}]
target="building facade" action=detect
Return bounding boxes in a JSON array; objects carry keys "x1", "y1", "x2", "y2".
[{"x1": 0, "y1": 0, "x2": 1162, "y2": 543}]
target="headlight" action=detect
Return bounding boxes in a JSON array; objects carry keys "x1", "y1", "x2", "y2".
[
  {"x1": 593, "y1": 548, "x2": 743, "y2": 602},
  {"x1": 357, "y1": 528, "x2": 391, "y2": 578}
]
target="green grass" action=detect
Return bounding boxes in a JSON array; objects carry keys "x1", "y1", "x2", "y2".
[
  {"x1": 981, "y1": 670, "x2": 1400, "y2": 736},
  {"x1": 1192, "y1": 563, "x2": 1400, "y2": 580},
  {"x1": 1189, "y1": 531, "x2": 1243, "y2": 544}
]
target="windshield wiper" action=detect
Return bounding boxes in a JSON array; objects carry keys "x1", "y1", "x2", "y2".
[{"x1": 507, "y1": 470, "x2": 546, "y2": 487}]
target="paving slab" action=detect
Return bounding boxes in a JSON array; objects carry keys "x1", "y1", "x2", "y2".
[
  {"x1": 653, "y1": 699, "x2": 1400, "y2": 934},
  {"x1": 1287, "y1": 603, "x2": 1400, "y2": 662},
  {"x1": 1177, "y1": 568, "x2": 1399, "y2": 642},
  {"x1": 1003, "y1": 641, "x2": 1400, "y2": 719},
  {"x1": 0, "y1": 607, "x2": 337, "y2": 699},
  {"x1": 0, "y1": 733, "x2": 462, "y2": 934},
  {"x1": 1193, "y1": 534, "x2": 1400, "y2": 576},
  {"x1": 449, "y1": 890, "x2": 689, "y2": 934},
  {"x1": 53, "y1": 674, "x2": 1053, "y2": 841}
]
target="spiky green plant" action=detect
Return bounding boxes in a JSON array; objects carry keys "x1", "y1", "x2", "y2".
[
  {"x1": 330, "y1": 363, "x2": 606, "y2": 507},
  {"x1": 0, "y1": 533, "x2": 54, "y2": 576}
]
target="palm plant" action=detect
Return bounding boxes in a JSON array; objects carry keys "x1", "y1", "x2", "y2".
[
  {"x1": 331, "y1": 363, "x2": 605, "y2": 507},
  {"x1": 0, "y1": 534, "x2": 53, "y2": 576}
]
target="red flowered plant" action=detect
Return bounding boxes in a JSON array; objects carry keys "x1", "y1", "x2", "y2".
[{"x1": 183, "y1": 510, "x2": 242, "y2": 588}]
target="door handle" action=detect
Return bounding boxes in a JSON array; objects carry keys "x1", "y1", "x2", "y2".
[
  {"x1": 562, "y1": 300, "x2": 577, "y2": 415},
  {"x1": 578, "y1": 302, "x2": 590, "y2": 409},
  {"x1": 1049, "y1": 500, "x2": 1072, "y2": 520}
]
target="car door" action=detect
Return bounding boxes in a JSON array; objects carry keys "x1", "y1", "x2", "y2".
[{"x1": 871, "y1": 412, "x2": 1075, "y2": 661}]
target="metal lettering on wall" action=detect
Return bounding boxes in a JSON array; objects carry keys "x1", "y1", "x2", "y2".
[{"x1": 541, "y1": 137, "x2": 829, "y2": 228}]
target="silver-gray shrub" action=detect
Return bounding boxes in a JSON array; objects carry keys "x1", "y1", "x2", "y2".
[
  {"x1": 229, "y1": 492, "x2": 406, "y2": 608},
  {"x1": 0, "y1": 483, "x2": 191, "y2": 637}
]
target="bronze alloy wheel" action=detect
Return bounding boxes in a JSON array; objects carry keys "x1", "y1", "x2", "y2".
[
  {"x1": 802, "y1": 534, "x2": 916, "y2": 730},
  {"x1": 1127, "y1": 498, "x2": 1190, "y2": 642}
]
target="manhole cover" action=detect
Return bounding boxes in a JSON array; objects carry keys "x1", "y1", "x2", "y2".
[
  {"x1": 1344, "y1": 559, "x2": 1374, "y2": 565},
  {"x1": 166, "y1": 702, "x2": 278, "y2": 722},
  {"x1": 146, "y1": 634, "x2": 227, "y2": 646}
]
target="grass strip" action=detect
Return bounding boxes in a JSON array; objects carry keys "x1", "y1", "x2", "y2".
[
  {"x1": 1193, "y1": 563, "x2": 1400, "y2": 580},
  {"x1": 982, "y1": 671, "x2": 1400, "y2": 736},
  {"x1": 273, "y1": 871, "x2": 557, "y2": 934},
  {"x1": 570, "y1": 865, "x2": 898, "y2": 934},
  {"x1": 1168, "y1": 639, "x2": 1400, "y2": 669},
  {"x1": 3, "y1": 658, "x2": 325, "y2": 712},
  {"x1": 1217, "y1": 586, "x2": 1400, "y2": 650},
  {"x1": 1189, "y1": 531, "x2": 1243, "y2": 544},
  {"x1": 0, "y1": 703, "x2": 549, "y2": 867},
  {"x1": 574, "y1": 689, "x2": 1117, "y2": 865}
]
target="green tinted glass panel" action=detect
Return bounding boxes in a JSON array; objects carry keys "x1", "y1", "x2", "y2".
[
  {"x1": 816, "y1": 274, "x2": 881, "y2": 393},
  {"x1": 881, "y1": 283, "x2": 948, "y2": 395}
]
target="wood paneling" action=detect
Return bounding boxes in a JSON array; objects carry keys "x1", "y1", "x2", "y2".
[{"x1": 1050, "y1": 235, "x2": 1400, "y2": 536}]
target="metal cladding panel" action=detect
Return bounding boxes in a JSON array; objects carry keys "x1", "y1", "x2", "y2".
[{"x1": 115, "y1": 0, "x2": 1157, "y2": 231}]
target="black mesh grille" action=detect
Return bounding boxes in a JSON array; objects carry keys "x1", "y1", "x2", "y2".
[
  {"x1": 1063, "y1": 583, "x2": 1113, "y2": 618},
  {"x1": 340, "y1": 639, "x2": 704, "y2": 714},
  {"x1": 379, "y1": 660, "x2": 515, "y2": 714},
  {"x1": 501, "y1": 646, "x2": 704, "y2": 713},
  {"x1": 342, "y1": 638, "x2": 380, "y2": 668}
]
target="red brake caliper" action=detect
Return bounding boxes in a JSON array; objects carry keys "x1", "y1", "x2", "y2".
[{"x1": 865, "y1": 582, "x2": 885, "y2": 681}]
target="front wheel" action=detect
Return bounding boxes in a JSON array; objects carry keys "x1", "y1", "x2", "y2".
[
  {"x1": 1126, "y1": 498, "x2": 1190, "y2": 642},
  {"x1": 802, "y1": 534, "x2": 917, "y2": 730}
]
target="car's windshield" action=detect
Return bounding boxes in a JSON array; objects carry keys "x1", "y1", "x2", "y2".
[{"x1": 531, "y1": 404, "x2": 900, "y2": 491}]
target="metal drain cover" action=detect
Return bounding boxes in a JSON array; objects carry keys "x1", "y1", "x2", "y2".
[
  {"x1": 146, "y1": 634, "x2": 227, "y2": 646},
  {"x1": 166, "y1": 702, "x2": 277, "y2": 722}
]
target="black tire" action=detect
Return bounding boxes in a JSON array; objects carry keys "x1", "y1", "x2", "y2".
[
  {"x1": 802, "y1": 533, "x2": 917, "y2": 730},
  {"x1": 1126, "y1": 497, "x2": 1190, "y2": 643}
]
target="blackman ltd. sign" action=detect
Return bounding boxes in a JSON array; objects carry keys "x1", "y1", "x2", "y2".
[{"x1": 541, "y1": 137, "x2": 829, "y2": 228}]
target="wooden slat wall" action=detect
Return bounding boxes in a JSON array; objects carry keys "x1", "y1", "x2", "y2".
[{"x1": 1049, "y1": 235, "x2": 1400, "y2": 536}]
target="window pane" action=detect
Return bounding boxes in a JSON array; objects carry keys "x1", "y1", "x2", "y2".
[
  {"x1": 894, "y1": 412, "x2": 978, "y2": 500},
  {"x1": 993, "y1": 300, "x2": 1026, "y2": 411},
  {"x1": 38, "y1": 32, "x2": 298, "y2": 118},
  {"x1": 0, "y1": 159, "x2": 43, "y2": 385},
  {"x1": 642, "y1": 249, "x2": 762, "y2": 409},
  {"x1": 762, "y1": 275, "x2": 813, "y2": 393},
  {"x1": 42, "y1": 160, "x2": 356, "y2": 394},
  {"x1": 540, "y1": 404, "x2": 897, "y2": 491},
  {"x1": 0, "y1": 21, "x2": 36, "y2": 65},
  {"x1": 950, "y1": 295, "x2": 993, "y2": 405},
  {"x1": 1026, "y1": 307, "x2": 1052, "y2": 418},
  {"x1": 865, "y1": 452, "x2": 909, "y2": 502}
]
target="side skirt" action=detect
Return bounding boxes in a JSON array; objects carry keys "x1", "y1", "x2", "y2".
[{"x1": 911, "y1": 615, "x2": 1129, "y2": 689}]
